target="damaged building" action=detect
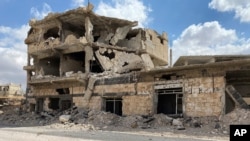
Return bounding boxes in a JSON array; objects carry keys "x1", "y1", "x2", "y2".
[
  {"x1": 0, "y1": 83, "x2": 24, "y2": 105},
  {"x1": 23, "y1": 4, "x2": 250, "y2": 117}
]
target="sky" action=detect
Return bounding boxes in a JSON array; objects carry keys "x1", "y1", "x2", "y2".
[{"x1": 0, "y1": 0, "x2": 250, "y2": 89}]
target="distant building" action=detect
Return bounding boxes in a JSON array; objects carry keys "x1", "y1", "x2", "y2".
[
  {"x1": 0, "y1": 83, "x2": 23, "y2": 96},
  {"x1": 0, "y1": 83, "x2": 24, "y2": 105}
]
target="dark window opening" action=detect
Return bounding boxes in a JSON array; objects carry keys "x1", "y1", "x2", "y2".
[
  {"x1": 158, "y1": 94, "x2": 176, "y2": 114},
  {"x1": 61, "y1": 52, "x2": 85, "y2": 75},
  {"x1": 157, "y1": 88, "x2": 183, "y2": 115},
  {"x1": 160, "y1": 73, "x2": 177, "y2": 80},
  {"x1": 61, "y1": 100, "x2": 72, "y2": 111},
  {"x1": 38, "y1": 57, "x2": 60, "y2": 76},
  {"x1": 37, "y1": 98, "x2": 44, "y2": 113},
  {"x1": 105, "y1": 98, "x2": 122, "y2": 116},
  {"x1": 56, "y1": 88, "x2": 70, "y2": 95},
  {"x1": 160, "y1": 38, "x2": 164, "y2": 44},
  {"x1": 49, "y1": 98, "x2": 60, "y2": 110},
  {"x1": 63, "y1": 22, "x2": 85, "y2": 39},
  {"x1": 90, "y1": 59, "x2": 104, "y2": 73},
  {"x1": 44, "y1": 27, "x2": 60, "y2": 40},
  {"x1": 94, "y1": 35, "x2": 100, "y2": 42},
  {"x1": 149, "y1": 34, "x2": 153, "y2": 40},
  {"x1": 29, "y1": 103, "x2": 36, "y2": 112},
  {"x1": 101, "y1": 50, "x2": 115, "y2": 59}
]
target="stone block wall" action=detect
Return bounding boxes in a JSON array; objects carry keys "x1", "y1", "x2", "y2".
[
  {"x1": 183, "y1": 76, "x2": 225, "y2": 117},
  {"x1": 122, "y1": 95, "x2": 153, "y2": 116},
  {"x1": 73, "y1": 96, "x2": 102, "y2": 111},
  {"x1": 73, "y1": 96, "x2": 85, "y2": 108},
  {"x1": 32, "y1": 88, "x2": 58, "y2": 96},
  {"x1": 89, "y1": 96, "x2": 102, "y2": 111}
]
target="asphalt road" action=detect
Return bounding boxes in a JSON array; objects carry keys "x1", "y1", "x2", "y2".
[{"x1": 0, "y1": 126, "x2": 228, "y2": 141}]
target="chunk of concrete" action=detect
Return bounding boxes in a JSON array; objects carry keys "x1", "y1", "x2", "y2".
[
  {"x1": 141, "y1": 53, "x2": 154, "y2": 70},
  {"x1": 59, "y1": 115, "x2": 72, "y2": 123},
  {"x1": 95, "y1": 49, "x2": 145, "y2": 73},
  {"x1": 172, "y1": 118, "x2": 183, "y2": 126},
  {"x1": 110, "y1": 25, "x2": 131, "y2": 45}
]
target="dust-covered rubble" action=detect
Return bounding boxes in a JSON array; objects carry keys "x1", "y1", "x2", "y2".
[{"x1": 1, "y1": 105, "x2": 249, "y2": 137}]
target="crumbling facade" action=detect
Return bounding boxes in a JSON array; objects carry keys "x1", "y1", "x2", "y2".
[
  {"x1": 24, "y1": 5, "x2": 250, "y2": 117},
  {"x1": 23, "y1": 4, "x2": 168, "y2": 114}
]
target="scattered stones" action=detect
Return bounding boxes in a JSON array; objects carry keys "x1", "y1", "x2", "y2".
[
  {"x1": 0, "y1": 105, "x2": 249, "y2": 137},
  {"x1": 151, "y1": 114, "x2": 173, "y2": 127},
  {"x1": 172, "y1": 118, "x2": 183, "y2": 126},
  {"x1": 177, "y1": 125, "x2": 185, "y2": 130},
  {"x1": 214, "y1": 123, "x2": 221, "y2": 129},
  {"x1": 59, "y1": 115, "x2": 72, "y2": 123}
]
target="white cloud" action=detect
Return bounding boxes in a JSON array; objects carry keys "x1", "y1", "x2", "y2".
[
  {"x1": 172, "y1": 21, "x2": 250, "y2": 63},
  {"x1": 209, "y1": 0, "x2": 250, "y2": 23},
  {"x1": 30, "y1": 3, "x2": 52, "y2": 19},
  {"x1": 71, "y1": 0, "x2": 85, "y2": 7},
  {"x1": 0, "y1": 25, "x2": 29, "y2": 89},
  {"x1": 95, "y1": 0, "x2": 152, "y2": 27}
]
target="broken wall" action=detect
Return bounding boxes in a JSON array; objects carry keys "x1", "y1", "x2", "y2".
[
  {"x1": 95, "y1": 48, "x2": 145, "y2": 73},
  {"x1": 60, "y1": 52, "x2": 85, "y2": 75},
  {"x1": 143, "y1": 29, "x2": 168, "y2": 66}
]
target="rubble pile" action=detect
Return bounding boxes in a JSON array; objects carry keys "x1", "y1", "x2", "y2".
[
  {"x1": 0, "y1": 105, "x2": 249, "y2": 136},
  {"x1": 220, "y1": 108, "x2": 250, "y2": 131}
]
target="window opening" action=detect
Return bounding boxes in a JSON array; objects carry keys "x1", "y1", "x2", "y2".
[{"x1": 105, "y1": 98, "x2": 122, "y2": 116}]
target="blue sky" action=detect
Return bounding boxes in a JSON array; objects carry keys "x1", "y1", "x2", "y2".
[{"x1": 0, "y1": 0, "x2": 250, "y2": 88}]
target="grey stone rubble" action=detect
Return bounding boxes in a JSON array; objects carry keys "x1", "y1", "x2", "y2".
[{"x1": 1, "y1": 105, "x2": 249, "y2": 136}]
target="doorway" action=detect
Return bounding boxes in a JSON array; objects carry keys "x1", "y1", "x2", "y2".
[
  {"x1": 156, "y1": 87, "x2": 183, "y2": 115},
  {"x1": 37, "y1": 98, "x2": 44, "y2": 113}
]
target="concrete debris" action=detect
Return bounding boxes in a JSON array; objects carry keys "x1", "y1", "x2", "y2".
[
  {"x1": 0, "y1": 105, "x2": 249, "y2": 137},
  {"x1": 220, "y1": 108, "x2": 250, "y2": 131},
  {"x1": 59, "y1": 115, "x2": 72, "y2": 123},
  {"x1": 0, "y1": 110, "x2": 3, "y2": 115},
  {"x1": 172, "y1": 118, "x2": 183, "y2": 126},
  {"x1": 150, "y1": 114, "x2": 173, "y2": 127},
  {"x1": 110, "y1": 25, "x2": 131, "y2": 45}
]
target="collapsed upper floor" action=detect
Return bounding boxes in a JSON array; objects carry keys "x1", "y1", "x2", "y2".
[{"x1": 25, "y1": 4, "x2": 168, "y2": 67}]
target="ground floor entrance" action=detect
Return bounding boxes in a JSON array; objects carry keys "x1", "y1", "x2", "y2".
[{"x1": 156, "y1": 87, "x2": 183, "y2": 115}]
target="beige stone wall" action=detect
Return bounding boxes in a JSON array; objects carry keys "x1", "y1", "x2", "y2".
[
  {"x1": 122, "y1": 95, "x2": 153, "y2": 116},
  {"x1": 73, "y1": 96, "x2": 102, "y2": 111},
  {"x1": 89, "y1": 96, "x2": 102, "y2": 111},
  {"x1": 32, "y1": 88, "x2": 58, "y2": 96},
  {"x1": 73, "y1": 96, "x2": 85, "y2": 107},
  {"x1": 137, "y1": 82, "x2": 153, "y2": 95},
  {"x1": 94, "y1": 83, "x2": 136, "y2": 94},
  {"x1": 183, "y1": 76, "x2": 225, "y2": 117},
  {"x1": 70, "y1": 86, "x2": 85, "y2": 94},
  {"x1": 143, "y1": 29, "x2": 168, "y2": 66}
]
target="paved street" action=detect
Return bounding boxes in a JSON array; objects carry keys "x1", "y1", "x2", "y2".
[{"x1": 0, "y1": 126, "x2": 228, "y2": 141}]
